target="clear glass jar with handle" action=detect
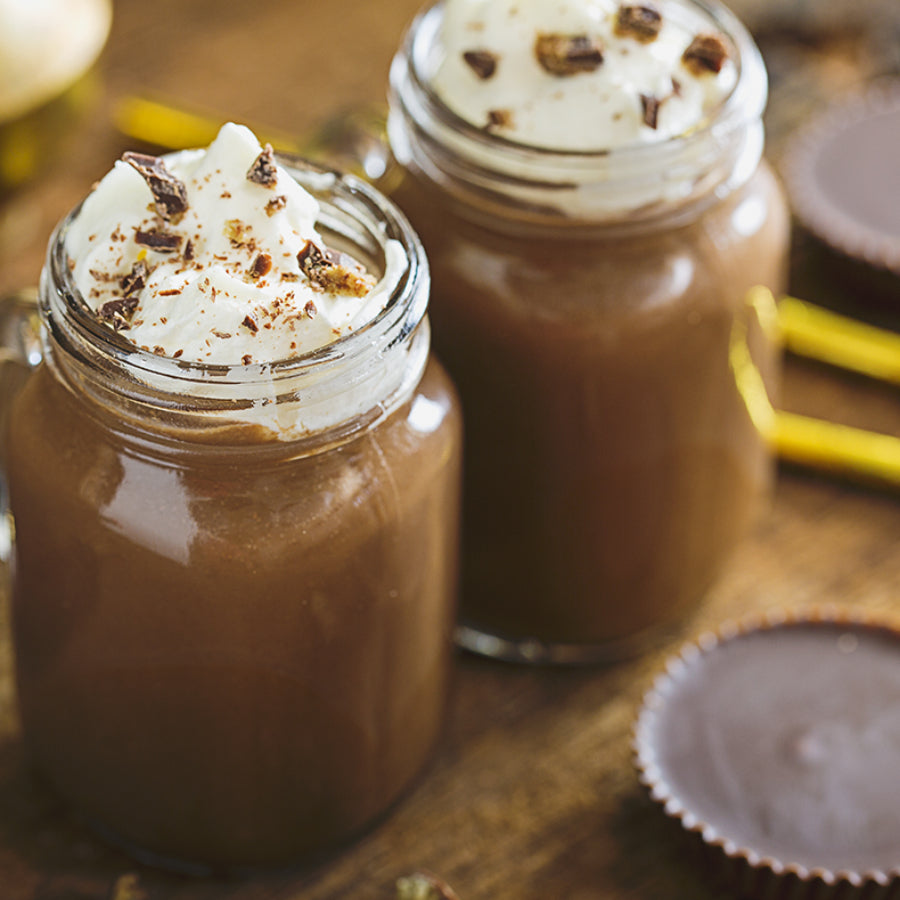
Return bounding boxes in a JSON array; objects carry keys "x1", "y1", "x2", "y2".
[
  {"x1": 387, "y1": 0, "x2": 790, "y2": 663},
  {"x1": 2, "y1": 158, "x2": 461, "y2": 870}
]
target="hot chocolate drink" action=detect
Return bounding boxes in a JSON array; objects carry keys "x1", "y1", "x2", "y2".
[
  {"x1": 392, "y1": 169, "x2": 785, "y2": 647},
  {"x1": 388, "y1": 0, "x2": 790, "y2": 661},
  {"x1": 5, "y1": 125, "x2": 461, "y2": 868}
]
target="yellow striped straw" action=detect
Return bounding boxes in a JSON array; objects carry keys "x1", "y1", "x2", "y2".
[{"x1": 778, "y1": 296, "x2": 900, "y2": 386}]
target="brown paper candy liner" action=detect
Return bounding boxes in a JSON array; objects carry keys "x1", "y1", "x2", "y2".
[
  {"x1": 782, "y1": 80, "x2": 900, "y2": 293},
  {"x1": 634, "y1": 608, "x2": 900, "y2": 899}
]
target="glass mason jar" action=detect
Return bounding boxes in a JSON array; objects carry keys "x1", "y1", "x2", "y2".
[
  {"x1": 3, "y1": 159, "x2": 461, "y2": 870},
  {"x1": 387, "y1": 0, "x2": 789, "y2": 663}
]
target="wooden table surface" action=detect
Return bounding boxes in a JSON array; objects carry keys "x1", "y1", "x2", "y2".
[{"x1": 1, "y1": 2, "x2": 899, "y2": 898}]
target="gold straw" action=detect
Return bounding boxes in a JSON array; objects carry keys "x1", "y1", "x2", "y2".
[
  {"x1": 774, "y1": 412, "x2": 900, "y2": 488},
  {"x1": 112, "y1": 96, "x2": 301, "y2": 153},
  {"x1": 778, "y1": 296, "x2": 900, "y2": 386},
  {"x1": 773, "y1": 296, "x2": 900, "y2": 488},
  {"x1": 732, "y1": 288, "x2": 900, "y2": 490}
]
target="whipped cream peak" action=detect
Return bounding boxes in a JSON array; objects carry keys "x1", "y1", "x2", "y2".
[
  {"x1": 66, "y1": 123, "x2": 393, "y2": 366},
  {"x1": 430, "y1": 0, "x2": 738, "y2": 151}
]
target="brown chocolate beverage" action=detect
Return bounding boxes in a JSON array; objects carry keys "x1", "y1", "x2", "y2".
[
  {"x1": 4, "y1": 129, "x2": 462, "y2": 869},
  {"x1": 388, "y1": 0, "x2": 790, "y2": 660},
  {"x1": 9, "y1": 359, "x2": 460, "y2": 868},
  {"x1": 393, "y1": 164, "x2": 786, "y2": 649}
]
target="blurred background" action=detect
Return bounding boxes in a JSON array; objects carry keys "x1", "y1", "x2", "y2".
[{"x1": 1, "y1": 0, "x2": 898, "y2": 303}]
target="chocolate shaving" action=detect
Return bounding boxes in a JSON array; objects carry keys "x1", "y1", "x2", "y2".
[
  {"x1": 135, "y1": 230, "x2": 182, "y2": 253},
  {"x1": 242, "y1": 354, "x2": 253, "y2": 365},
  {"x1": 265, "y1": 195, "x2": 287, "y2": 217},
  {"x1": 485, "y1": 108, "x2": 513, "y2": 130},
  {"x1": 682, "y1": 33, "x2": 729, "y2": 75},
  {"x1": 615, "y1": 4, "x2": 662, "y2": 43},
  {"x1": 463, "y1": 49, "x2": 498, "y2": 79},
  {"x1": 122, "y1": 152, "x2": 188, "y2": 222},
  {"x1": 250, "y1": 253, "x2": 272, "y2": 279},
  {"x1": 297, "y1": 240, "x2": 372, "y2": 297},
  {"x1": 535, "y1": 33, "x2": 603, "y2": 76},
  {"x1": 304, "y1": 300, "x2": 317, "y2": 318},
  {"x1": 183, "y1": 239, "x2": 195, "y2": 261},
  {"x1": 98, "y1": 295, "x2": 139, "y2": 330},
  {"x1": 242, "y1": 314, "x2": 259, "y2": 333},
  {"x1": 640, "y1": 93, "x2": 661, "y2": 129},
  {"x1": 297, "y1": 240, "x2": 328, "y2": 271},
  {"x1": 121, "y1": 259, "x2": 150, "y2": 297},
  {"x1": 98, "y1": 259, "x2": 150, "y2": 330},
  {"x1": 246, "y1": 144, "x2": 278, "y2": 187}
]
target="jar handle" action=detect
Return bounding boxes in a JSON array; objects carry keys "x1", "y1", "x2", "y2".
[{"x1": 0, "y1": 288, "x2": 42, "y2": 561}]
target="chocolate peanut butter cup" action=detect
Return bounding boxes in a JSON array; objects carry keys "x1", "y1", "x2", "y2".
[
  {"x1": 634, "y1": 611, "x2": 900, "y2": 897},
  {"x1": 783, "y1": 81, "x2": 900, "y2": 296}
]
